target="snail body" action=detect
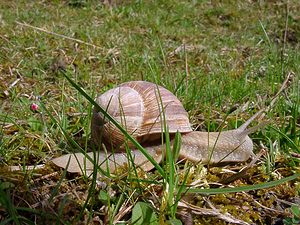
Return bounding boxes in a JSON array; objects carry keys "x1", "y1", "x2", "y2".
[{"x1": 52, "y1": 81, "x2": 262, "y2": 175}]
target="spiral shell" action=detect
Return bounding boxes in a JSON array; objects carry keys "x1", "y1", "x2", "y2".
[{"x1": 91, "y1": 81, "x2": 192, "y2": 150}]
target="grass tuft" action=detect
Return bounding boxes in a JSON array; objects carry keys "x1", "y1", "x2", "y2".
[{"x1": 0, "y1": 0, "x2": 299, "y2": 224}]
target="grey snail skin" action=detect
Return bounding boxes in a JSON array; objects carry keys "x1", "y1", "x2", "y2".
[{"x1": 52, "y1": 81, "x2": 263, "y2": 175}]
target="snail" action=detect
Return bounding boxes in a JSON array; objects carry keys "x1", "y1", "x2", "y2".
[{"x1": 52, "y1": 81, "x2": 264, "y2": 176}]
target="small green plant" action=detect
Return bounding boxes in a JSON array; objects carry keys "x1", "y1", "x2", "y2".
[
  {"x1": 284, "y1": 205, "x2": 300, "y2": 225},
  {"x1": 1, "y1": 0, "x2": 299, "y2": 224},
  {"x1": 131, "y1": 202, "x2": 158, "y2": 225}
]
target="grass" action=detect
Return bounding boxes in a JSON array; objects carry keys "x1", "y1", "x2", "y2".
[{"x1": 0, "y1": 0, "x2": 299, "y2": 224}]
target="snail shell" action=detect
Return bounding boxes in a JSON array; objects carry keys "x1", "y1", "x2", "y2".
[
  {"x1": 91, "y1": 81, "x2": 192, "y2": 150},
  {"x1": 52, "y1": 81, "x2": 265, "y2": 175}
]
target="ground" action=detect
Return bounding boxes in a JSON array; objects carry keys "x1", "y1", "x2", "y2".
[{"x1": 0, "y1": 0, "x2": 299, "y2": 224}]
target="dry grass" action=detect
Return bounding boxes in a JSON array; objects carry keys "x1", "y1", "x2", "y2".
[{"x1": 0, "y1": 0, "x2": 299, "y2": 224}]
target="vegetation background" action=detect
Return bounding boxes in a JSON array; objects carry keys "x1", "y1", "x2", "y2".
[{"x1": 0, "y1": 0, "x2": 299, "y2": 224}]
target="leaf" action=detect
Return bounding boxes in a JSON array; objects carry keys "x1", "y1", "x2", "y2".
[
  {"x1": 28, "y1": 116, "x2": 42, "y2": 131},
  {"x1": 98, "y1": 190, "x2": 109, "y2": 204},
  {"x1": 186, "y1": 173, "x2": 300, "y2": 194},
  {"x1": 131, "y1": 202, "x2": 158, "y2": 225},
  {"x1": 168, "y1": 218, "x2": 183, "y2": 225},
  {"x1": 0, "y1": 182, "x2": 15, "y2": 190},
  {"x1": 291, "y1": 205, "x2": 300, "y2": 218}
]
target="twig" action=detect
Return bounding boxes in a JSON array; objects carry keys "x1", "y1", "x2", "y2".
[
  {"x1": 178, "y1": 200, "x2": 250, "y2": 225},
  {"x1": 67, "y1": 112, "x2": 88, "y2": 117},
  {"x1": 15, "y1": 21, "x2": 103, "y2": 49},
  {"x1": 241, "y1": 192, "x2": 288, "y2": 215},
  {"x1": 291, "y1": 152, "x2": 300, "y2": 158},
  {"x1": 3, "y1": 78, "x2": 21, "y2": 96},
  {"x1": 113, "y1": 203, "x2": 133, "y2": 223},
  {"x1": 220, "y1": 149, "x2": 266, "y2": 185},
  {"x1": 31, "y1": 172, "x2": 59, "y2": 183},
  {"x1": 268, "y1": 71, "x2": 293, "y2": 110},
  {"x1": 9, "y1": 164, "x2": 45, "y2": 171},
  {"x1": 274, "y1": 196, "x2": 299, "y2": 207},
  {"x1": 259, "y1": 71, "x2": 294, "y2": 120},
  {"x1": 239, "y1": 71, "x2": 293, "y2": 119},
  {"x1": 253, "y1": 198, "x2": 287, "y2": 215},
  {"x1": 113, "y1": 190, "x2": 137, "y2": 223}
]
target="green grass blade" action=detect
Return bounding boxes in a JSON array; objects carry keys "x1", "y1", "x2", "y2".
[
  {"x1": 61, "y1": 71, "x2": 165, "y2": 177},
  {"x1": 259, "y1": 20, "x2": 272, "y2": 48},
  {"x1": 49, "y1": 156, "x2": 70, "y2": 203},
  {"x1": 153, "y1": 82, "x2": 176, "y2": 215},
  {"x1": 77, "y1": 156, "x2": 98, "y2": 222},
  {"x1": 270, "y1": 125, "x2": 300, "y2": 153},
  {"x1": 111, "y1": 192, "x2": 125, "y2": 221},
  {"x1": 41, "y1": 102, "x2": 110, "y2": 176},
  {"x1": 173, "y1": 165, "x2": 191, "y2": 214},
  {"x1": 186, "y1": 173, "x2": 300, "y2": 195},
  {"x1": 172, "y1": 131, "x2": 181, "y2": 163}
]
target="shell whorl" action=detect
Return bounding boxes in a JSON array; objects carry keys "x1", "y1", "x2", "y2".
[{"x1": 91, "y1": 81, "x2": 192, "y2": 150}]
